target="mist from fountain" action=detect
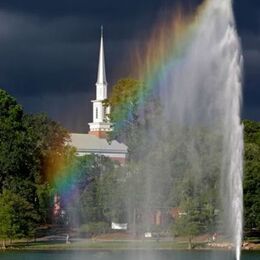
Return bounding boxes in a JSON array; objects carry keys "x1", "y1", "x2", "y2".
[{"x1": 127, "y1": 0, "x2": 243, "y2": 259}]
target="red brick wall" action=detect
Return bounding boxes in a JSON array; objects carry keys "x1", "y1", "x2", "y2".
[{"x1": 88, "y1": 130, "x2": 108, "y2": 139}]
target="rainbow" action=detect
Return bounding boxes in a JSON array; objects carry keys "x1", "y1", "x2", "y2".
[
  {"x1": 49, "y1": 0, "x2": 210, "y2": 203},
  {"x1": 111, "y1": 0, "x2": 210, "y2": 131},
  {"x1": 52, "y1": 159, "x2": 79, "y2": 205},
  {"x1": 43, "y1": 149, "x2": 82, "y2": 204}
]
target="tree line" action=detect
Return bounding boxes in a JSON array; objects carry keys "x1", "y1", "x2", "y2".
[{"x1": 0, "y1": 82, "x2": 259, "y2": 246}]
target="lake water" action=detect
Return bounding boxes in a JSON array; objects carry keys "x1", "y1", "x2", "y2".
[{"x1": 0, "y1": 251, "x2": 259, "y2": 260}]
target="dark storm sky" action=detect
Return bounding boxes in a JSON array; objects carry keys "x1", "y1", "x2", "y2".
[{"x1": 0, "y1": 0, "x2": 259, "y2": 132}]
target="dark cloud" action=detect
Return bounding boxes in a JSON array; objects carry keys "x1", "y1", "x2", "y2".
[
  {"x1": 234, "y1": 0, "x2": 260, "y2": 33},
  {"x1": 0, "y1": 0, "x2": 259, "y2": 132},
  {"x1": 0, "y1": 0, "x2": 204, "y2": 18},
  {"x1": 232, "y1": 0, "x2": 260, "y2": 121},
  {"x1": 239, "y1": 15, "x2": 260, "y2": 122}
]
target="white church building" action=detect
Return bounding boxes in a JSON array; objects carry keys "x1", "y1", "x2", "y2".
[{"x1": 69, "y1": 28, "x2": 128, "y2": 165}]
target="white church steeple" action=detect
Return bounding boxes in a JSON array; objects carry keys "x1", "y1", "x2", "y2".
[{"x1": 88, "y1": 27, "x2": 112, "y2": 138}]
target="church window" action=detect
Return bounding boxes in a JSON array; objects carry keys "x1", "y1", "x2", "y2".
[{"x1": 96, "y1": 108, "x2": 98, "y2": 119}]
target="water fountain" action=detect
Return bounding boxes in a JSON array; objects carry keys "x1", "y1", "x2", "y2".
[{"x1": 127, "y1": 0, "x2": 244, "y2": 259}]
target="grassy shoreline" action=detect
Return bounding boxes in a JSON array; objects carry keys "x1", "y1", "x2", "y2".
[{"x1": 1, "y1": 240, "x2": 259, "y2": 252}]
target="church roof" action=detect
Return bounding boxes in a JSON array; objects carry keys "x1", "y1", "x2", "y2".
[{"x1": 69, "y1": 133, "x2": 127, "y2": 154}]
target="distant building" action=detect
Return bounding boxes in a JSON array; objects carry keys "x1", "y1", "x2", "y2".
[{"x1": 69, "y1": 27, "x2": 127, "y2": 164}]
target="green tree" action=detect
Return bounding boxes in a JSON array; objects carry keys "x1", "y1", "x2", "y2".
[
  {"x1": 0, "y1": 89, "x2": 30, "y2": 189},
  {"x1": 36, "y1": 183, "x2": 54, "y2": 224},
  {"x1": 243, "y1": 120, "x2": 260, "y2": 230},
  {"x1": 0, "y1": 89, "x2": 40, "y2": 212},
  {"x1": 98, "y1": 165, "x2": 127, "y2": 223},
  {"x1": 0, "y1": 89, "x2": 73, "y2": 224},
  {"x1": 24, "y1": 114, "x2": 74, "y2": 223},
  {"x1": 61, "y1": 154, "x2": 121, "y2": 226},
  {"x1": 107, "y1": 78, "x2": 143, "y2": 131},
  {"x1": 0, "y1": 190, "x2": 39, "y2": 247},
  {"x1": 106, "y1": 79, "x2": 143, "y2": 154},
  {"x1": 172, "y1": 199, "x2": 202, "y2": 249},
  {"x1": 22, "y1": 113, "x2": 72, "y2": 182},
  {"x1": 107, "y1": 78, "x2": 160, "y2": 160}
]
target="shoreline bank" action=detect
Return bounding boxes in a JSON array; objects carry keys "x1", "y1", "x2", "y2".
[{"x1": 1, "y1": 240, "x2": 259, "y2": 252}]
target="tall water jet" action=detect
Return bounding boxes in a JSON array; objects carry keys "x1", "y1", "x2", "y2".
[{"x1": 123, "y1": 0, "x2": 244, "y2": 259}]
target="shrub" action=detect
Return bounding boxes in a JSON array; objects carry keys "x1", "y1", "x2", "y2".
[{"x1": 79, "y1": 222, "x2": 110, "y2": 237}]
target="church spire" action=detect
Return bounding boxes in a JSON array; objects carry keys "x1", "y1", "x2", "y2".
[
  {"x1": 96, "y1": 25, "x2": 107, "y2": 85},
  {"x1": 89, "y1": 27, "x2": 112, "y2": 138}
]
